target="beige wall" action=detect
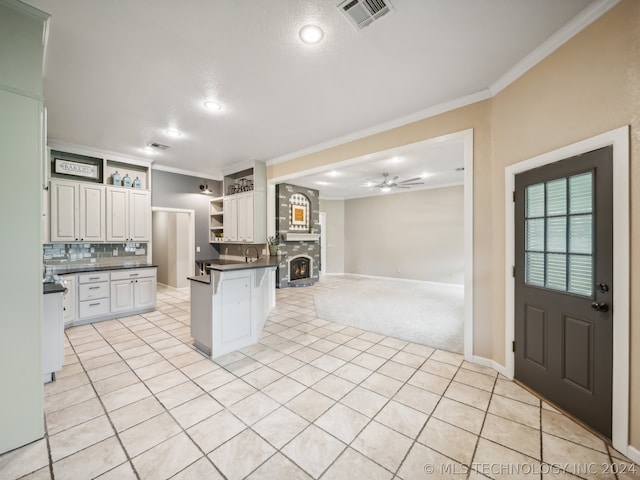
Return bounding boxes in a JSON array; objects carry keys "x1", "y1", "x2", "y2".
[
  {"x1": 267, "y1": 0, "x2": 639, "y2": 449},
  {"x1": 319, "y1": 199, "x2": 345, "y2": 274},
  {"x1": 343, "y1": 186, "x2": 464, "y2": 284}
]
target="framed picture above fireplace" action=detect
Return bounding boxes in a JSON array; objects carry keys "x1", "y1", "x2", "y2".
[{"x1": 291, "y1": 204, "x2": 307, "y2": 226}]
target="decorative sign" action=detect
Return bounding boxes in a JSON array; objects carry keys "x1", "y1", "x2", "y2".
[{"x1": 54, "y1": 158, "x2": 99, "y2": 179}]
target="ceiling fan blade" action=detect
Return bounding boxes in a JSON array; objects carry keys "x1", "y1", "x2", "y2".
[
  {"x1": 397, "y1": 186, "x2": 411, "y2": 189},
  {"x1": 400, "y1": 182, "x2": 424, "y2": 186},
  {"x1": 391, "y1": 176, "x2": 399, "y2": 182},
  {"x1": 399, "y1": 177, "x2": 422, "y2": 184}
]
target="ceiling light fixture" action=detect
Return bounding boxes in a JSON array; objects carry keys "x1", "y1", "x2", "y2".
[
  {"x1": 299, "y1": 25, "x2": 324, "y2": 45},
  {"x1": 199, "y1": 184, "x2": 212, "y2": 194},
  {"x1": 380, "y1": 187, "x2": 391, "y2": 193},
  {"x1": 315, "y1": 181, "x2": 331, "y2": 186},
  {"x1": 166, "y1": 129, "x2": 182, "y2": 137},
  {"x1": 204, "y1": 101, "x2": 222, "y2": 111}
]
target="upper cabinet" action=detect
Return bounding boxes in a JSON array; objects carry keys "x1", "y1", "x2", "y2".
[
  {"x1": 0, "y1": 1, "x2": 49, "y2": 99},
  {"x1": 213, "y1": 160, "x2": 266, "y2": 244},
  {"x1": 46, "y1": 146, "x2": 152, "y2": 244},
  {"x1": 50, "y1": 180, "x2": 105, "y2": 242},
  {"x1": 106, "y1": 187, "x2": 151, "y2": 242}
]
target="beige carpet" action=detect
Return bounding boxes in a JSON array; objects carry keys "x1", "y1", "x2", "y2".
[{"x1": 314, "y1": 276, "x2": 464, "y2": 353}]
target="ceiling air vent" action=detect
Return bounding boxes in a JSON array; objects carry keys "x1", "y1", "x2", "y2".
[
  {"x1": 338, "y1": 0, "x2": 393, "y2": 30},
  {"x1": 148, "y1": 142, "x2": 170, "y2": 150}
]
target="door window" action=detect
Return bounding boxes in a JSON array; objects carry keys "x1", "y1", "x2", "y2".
[{"x1": 524, "y1": 172, "x2": 593, "y2": 296}]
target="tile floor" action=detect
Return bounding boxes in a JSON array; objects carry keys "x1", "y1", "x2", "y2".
[{"x1": 1, "y1": 276, "x2": 638, "y2": 479}]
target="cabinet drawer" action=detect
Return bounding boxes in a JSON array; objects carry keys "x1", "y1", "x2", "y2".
[
  {"x1": 110, "y1": 268, "x2": 156, "y2": 281},
  {"x1": 79, "y1": 298, "x2": 110, "y2": 318},
  {"x1": 78, "y1": 272, "x2": 110, "y2": 284},
  {"x1": 78, "y1": 282, "x2": 109, "y2": 301}
]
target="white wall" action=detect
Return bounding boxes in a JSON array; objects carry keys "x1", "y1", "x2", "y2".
[
  {"x1": 319, "y1": 199, "x2": 345, "y2": 274},
  {"x1": 344, "y1": 186, "x2": 464, "y2": 284}
]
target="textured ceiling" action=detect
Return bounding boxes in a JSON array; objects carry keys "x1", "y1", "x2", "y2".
[{"x1": 26, "y1": 0, "x2": 602, "y2": 185}]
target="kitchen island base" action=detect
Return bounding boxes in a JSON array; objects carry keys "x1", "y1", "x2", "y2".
[{"x1": 189, "y1": 264, "x2": 276, "y2": 359}]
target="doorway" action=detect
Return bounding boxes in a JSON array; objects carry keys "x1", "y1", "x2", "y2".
[
  {"x1": 505, "y1": 126, "x2": 629, "y2": 452},
  {"x1": 152, "y1": 208, "x2": 195, "y2": 289},
  {"x1": 514, "y1": 147, "x2": 612, "y2": 437}
]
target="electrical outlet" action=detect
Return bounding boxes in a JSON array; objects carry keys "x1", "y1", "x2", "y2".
[{"x1": 196, "y1": 246, "x2": 200, "y2": 252}]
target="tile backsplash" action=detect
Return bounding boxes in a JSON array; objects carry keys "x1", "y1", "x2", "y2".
[{"x1": 43, "y1": 243, "x2": 147, "y2": 269}]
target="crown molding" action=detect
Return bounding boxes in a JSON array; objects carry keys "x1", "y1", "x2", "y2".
[{"x1": 152, "y1": 163, "x2": 222, "y2": 181}]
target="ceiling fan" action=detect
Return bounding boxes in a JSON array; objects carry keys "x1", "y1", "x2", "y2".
[{"x1": 366, "y1": 172, "x2": 424, "y2": 192}]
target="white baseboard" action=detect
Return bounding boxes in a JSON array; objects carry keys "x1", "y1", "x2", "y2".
[
  {"x1": 626, "y1": 445, "x2": 640, "y2": 465},
  {"x1": 469, "y1": 355, "x2": 511, "y2": 379}
]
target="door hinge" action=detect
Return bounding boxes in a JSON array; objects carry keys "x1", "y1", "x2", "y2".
[
  {"x1": 512, "y1": 341, "x2": 516, "y2": 352},
  {"x1": 512, "y1": 191, "x2": 516, "y2": 202}
]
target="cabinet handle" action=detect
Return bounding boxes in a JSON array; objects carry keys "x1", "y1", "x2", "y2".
[
  {"x1": 89, "y1": 286, "x2": 100, "y2": 290},
  {"x1": 130, "y1": 273, "x2": 139, "y2": 277},
  {"x1": 89, "y1": 277, "x2": 100, "y2": 280},
  {"x1": 89, "y1": 302, "x2": 100, "y2": 307}
]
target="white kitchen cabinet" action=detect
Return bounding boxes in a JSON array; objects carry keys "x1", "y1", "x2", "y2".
[
  {"x1": 106, "y1": 187, "x2": 151, "y2": 242},
  {"x1": 110, "y1": 268, "x2": 157, "y2": 313},
  {"x1": 223, "y1": 195, "x2": 238, "y2": 242},
  {"x1": 78, "y1": 272, "x2": 110, "y2": 319},
  {"x1": 61, "y1": 274, "x2": 77, "y2": 326},
  {"x1": 50, "y1": 180, "x2": 105, "y2": 242},
  {"x1": 43, "y1": 292, "x2": 64, "y2": 383},
  {"x1": 237, "y1": 191, "x2": 254, "y2": 243}
]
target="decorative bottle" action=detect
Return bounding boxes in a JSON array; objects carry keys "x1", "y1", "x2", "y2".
[
  {"x1": 123, "y1": 174, "x2": 132, "y2": 188},
  {"x1": 133, "y1": 176, "x2": 142, "y2": 189},
  {"x1": 112, "y1": 171, "x2": 122, "y2": 186}
]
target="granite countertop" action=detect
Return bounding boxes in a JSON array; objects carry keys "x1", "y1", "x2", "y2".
[
  {"x1": 49, "y1": 263, "x2": 157, "y2": 275},
  {"x1": 188, "y1": 256, "x2": 281, "y2": 284},
  {"x1": 43, "y1": 282, "x2": 66, "y2": 295}
]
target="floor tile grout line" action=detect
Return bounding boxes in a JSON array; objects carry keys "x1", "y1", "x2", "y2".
[
  {"x1": 61, "y1": 326, "x2": 143, "y2": 480},
  {"x1": 89, "y1": 309, "x2": 228, "y2": 480}
]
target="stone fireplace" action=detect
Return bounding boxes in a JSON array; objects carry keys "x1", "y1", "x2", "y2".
[{"x1": 275, "y1": 183, "x2": 320, "y2": 288}]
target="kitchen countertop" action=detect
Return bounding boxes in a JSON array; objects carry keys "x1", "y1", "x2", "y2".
[
  {"x1": 43, "y1": 282, "x2": 66, "y2": 295},
  {"x1": 48, "y1": 263, "x2": 157, "y2": 275},
  {"x1": 188, "y1": 256, "x2": 281, "y2": 284}
]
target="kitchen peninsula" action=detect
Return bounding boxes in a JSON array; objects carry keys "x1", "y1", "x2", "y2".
[{"x1": 188, "y1": 257, "x2": 279, "y2": 359}]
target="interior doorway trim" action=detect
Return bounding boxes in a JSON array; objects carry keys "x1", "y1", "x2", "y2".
[
  {"x1": 267, "y1": 128, "x2": 474, "y2": 360},
  {"x1": 504, "y1": 126, "x2": 629, "y2": 454},
  {"x1": 151, "y1": 207, "x2": 196, "y2": 282}
]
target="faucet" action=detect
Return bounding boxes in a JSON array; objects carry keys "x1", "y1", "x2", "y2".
[{"x1": 244, "y1": 246, "x2": 259, "y2": 263}]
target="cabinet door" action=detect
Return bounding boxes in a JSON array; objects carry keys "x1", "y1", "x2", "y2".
[
  {"x1": 134, "y1": 277, "x2": 156, "y2": 309},
  {"x1": 79, "y1": 184, "x2": 105, "y2": 242},
  {"x1": 223, "y1": 196, "x2": 238, "y2": 242},
  {"x1": 62, "y1": 275, "x2": 77, "y2": 326},
  {"x1": 106, "y1": 187, "x2": 129, "y2": 241},
  {"x1": 50, "y1": 180, "x2": 79, "y2": 242},
  {"x1": 110, "y1": 279, "x2": 134, "y2": 312},
  {"x1": 129, "y1": 190, "x2": 151, "y2": 241},
  {"x1": 237, "y1": 192, "x2": 254, "y2": 243}
]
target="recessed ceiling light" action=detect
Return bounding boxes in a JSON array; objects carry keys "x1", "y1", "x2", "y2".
[
  {"x1": 328, "y1": 171, "x2": 340, "y2": 177},
  {"x1": 299, "y1": 25, "x2": 324, "y2": 45},
  {"x1": 421, "y1": 172, "x2": 432, "y2": 179},
  {"x1": 166, "y1": 129, "x2": 182, "y2": 137},
  {"x1": 204, "y1": 101, "x2": 222, "y2": 111},
  {"x1": 315, "y1": 181, "x2": 331, "y2": 186},
  {"x1": 380, "y1": 187, "x2": 391, "y2": 193}
]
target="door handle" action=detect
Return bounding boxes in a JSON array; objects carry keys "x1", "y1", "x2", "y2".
[{"x1": 591, "y1": 302, "x2": 609, "y2": 312}]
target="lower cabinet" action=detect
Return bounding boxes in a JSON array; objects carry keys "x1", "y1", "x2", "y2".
[
  {"x1": 43, "y1": 292, "x2": 64, "y2": 383},
  {"x1": 63, "y1": 267, "x2": 157, "y2": 327},
  {"x1": 61, "y1": 274, "x2": 77, "y2": 326},
  {"x1": 110, "y1": 268, "x2": 157, "y2": 313}
]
